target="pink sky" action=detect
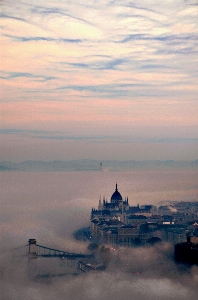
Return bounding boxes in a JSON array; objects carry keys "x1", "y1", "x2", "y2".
[{"x1": 1, "y1": 0, "x2": 198, "y2": 161}]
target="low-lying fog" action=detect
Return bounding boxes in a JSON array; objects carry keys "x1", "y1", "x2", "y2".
[{"x1": 1, "y1": 170, "x2": 198, "y2": 299}]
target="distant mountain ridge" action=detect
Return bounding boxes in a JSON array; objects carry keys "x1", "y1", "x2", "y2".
[{"x1": 0, "y1": 160, "x2": 197, "y2": 171}]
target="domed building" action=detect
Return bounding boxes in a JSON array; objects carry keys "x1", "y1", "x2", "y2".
[
  {"x1": 111, "y1": 184, "x2": 123, "y2": 204},
  {"x1": 90, "y1": 184, "x2": 130, "y2": 245},
  {"x1": 91, "y1": 184, "x2": 129, "y2": 216},
  {"x1": 90, "y1": 185, "x2": 161, "y2": 247}
]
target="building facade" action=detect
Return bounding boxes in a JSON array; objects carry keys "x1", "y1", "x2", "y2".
[{"x1": 90, "y1": 185, "x2": 198, "y2": 247}]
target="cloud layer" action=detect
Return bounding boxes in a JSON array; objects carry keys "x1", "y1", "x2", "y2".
[{"x1": 1, "y1": 0, "x2": 198, "y2": 160}]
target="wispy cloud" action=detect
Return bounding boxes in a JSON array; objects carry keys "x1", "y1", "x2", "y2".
[
  {"x1": 0, "y1": 13, "x2": 26, "y2": 22},
  {"x1": 1, "y1": 71, "x2": 57, "y2": 82},
  {"x1": 1, "y1": 129, "x2": 198, "y2": 144},
  {"x1": 1, "y1": 0, "x2": 198, "y2": 161},
  {"x1": 119, "y1": 33, "x2": 198, "y2": 44},
  {"x1": 3, "y1": 34, "x2": 83, "y2": 43}
]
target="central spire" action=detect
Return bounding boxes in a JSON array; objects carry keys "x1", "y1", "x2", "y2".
[{"x1": 111, "y1": 183, "x2": 122, "y2": 203}]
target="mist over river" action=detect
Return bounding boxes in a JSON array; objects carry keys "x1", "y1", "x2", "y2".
[{"x1": 1, "y1": 169, "x2": 198, "y2": 299}]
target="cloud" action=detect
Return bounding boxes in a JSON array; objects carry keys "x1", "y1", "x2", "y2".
[
  {"x1": 0, "y1": 71, "x2": 56, "y2": 82},
  {"x1": 30, "y1": 5, "x2": 93, "y2": 26},
  {"x1": 67, "y1": 58, "x2": 127, "y2": 71},
  {"x1": 3, "y1": 34, "x2": 83, "y2": 43},
  {"x1": 1, "y1": 128, "x2": 198, "y2": 145},
  {"x1": 0, "y1": 13, "x2": 26, "y2": 22},
  {"x1": 119, "y1": 33, "x2": 198, "y2": 44},
  {"x1": 1, "y1": 0, "x2": 198, "y2": 162}
]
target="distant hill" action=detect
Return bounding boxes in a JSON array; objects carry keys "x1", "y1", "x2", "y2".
[{"x1": 0, "y1": 160, "x2": 197, "y2": 171}]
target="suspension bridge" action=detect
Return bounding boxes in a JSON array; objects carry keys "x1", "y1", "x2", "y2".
[
  {"x1": 9, "y1": 239, "x2": 93, "y2": 260},
  {"x1": 27, "y1": 239, "x2": 93, "y2": 259},
  {"x1": 0, "y1": 239, "x2": 95, "y2": 279}
]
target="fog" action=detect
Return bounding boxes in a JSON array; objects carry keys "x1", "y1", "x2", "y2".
[
  {"x1": 1, "y1": 244, "x2": 198, "y2": 300},
  {"x1": 1, "y1": 170, "x2": 198, "y2": 299}
]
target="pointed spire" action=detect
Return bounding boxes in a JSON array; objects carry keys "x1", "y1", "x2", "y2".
[{"x1": 116, "y1": 183, "x2": 118, "y2": 191}]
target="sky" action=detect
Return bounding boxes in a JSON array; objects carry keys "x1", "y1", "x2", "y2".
[{"x1": 1, "y1": 0, "x2": 198, "y2": 162}]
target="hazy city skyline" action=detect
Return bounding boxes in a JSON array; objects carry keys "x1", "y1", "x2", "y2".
[
  {"x1": 1, "y1": 171, "x2": 198, "y2": 300},
  {"x1": 1, "y1": 0, "x2": 198, "y2": 162}
]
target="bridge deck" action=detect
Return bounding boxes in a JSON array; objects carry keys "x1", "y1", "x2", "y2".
[{"x1": 35, "y1": 244, "x2": 93, "y2": 259}]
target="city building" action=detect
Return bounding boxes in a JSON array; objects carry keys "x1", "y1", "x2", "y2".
[
  {"x1": 90, "y1": 184, "x2": 198, "y2": 247},
  {"x1": 175, "y1": 236, "x2": 198, "y2": 264}
]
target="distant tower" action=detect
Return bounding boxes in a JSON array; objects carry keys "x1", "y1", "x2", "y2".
[
  {"x1": 98, "y1": 196, "x2": 103, "y2": 210},
  {"x1": 121, "y1": 199, "x2": 124, "y2": 221}
]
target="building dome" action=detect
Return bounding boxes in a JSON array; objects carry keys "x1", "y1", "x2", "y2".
[{"x1": 111, "y1": 184, "x2": 122, "y2": 202}]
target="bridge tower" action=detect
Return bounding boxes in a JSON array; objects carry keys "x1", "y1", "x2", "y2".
[{"x1": 28, "y1": 239, "x2": 37, "y2": 258}]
